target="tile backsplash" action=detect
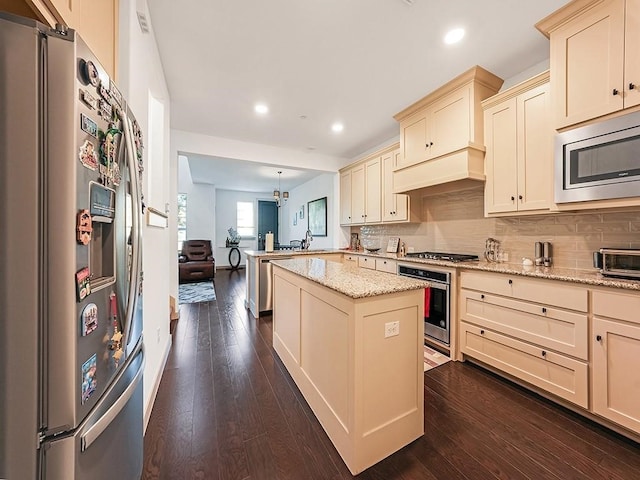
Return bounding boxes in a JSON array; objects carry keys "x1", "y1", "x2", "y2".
[{"x1": 354, "y1": 185, "x2": 640, "y2": 270}]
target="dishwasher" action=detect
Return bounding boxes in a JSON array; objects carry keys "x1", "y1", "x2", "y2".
[{"x1": 259, "y1": 257, "x2": 292, "y2": 313}]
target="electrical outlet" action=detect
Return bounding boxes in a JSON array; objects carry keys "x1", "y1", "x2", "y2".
[
  {"x1": 384, "y1": 321, "x2": 400, "y2": 338},
  {"x1": 157, "y1": 327, "x2": 161, "y2": 343}
]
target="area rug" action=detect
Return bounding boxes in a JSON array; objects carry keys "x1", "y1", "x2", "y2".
[
  {"x1": 178, "y1": 281, "x2": 216, "y2": 304},
  {"x1": 424, "y1": 345, "x2": 451, "y2": 372}
]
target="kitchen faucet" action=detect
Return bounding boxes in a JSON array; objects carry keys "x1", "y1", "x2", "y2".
[{"x1": 302, "y1": 229, "x2": 313, "y2": 250}]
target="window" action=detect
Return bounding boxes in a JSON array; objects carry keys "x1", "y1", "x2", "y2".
[
  {"x1": 177, "y1": 193, "x2": 187, "y2": 250},
  {"x1": 236, "y1": 201, "x2": 255, "y2": 238}
]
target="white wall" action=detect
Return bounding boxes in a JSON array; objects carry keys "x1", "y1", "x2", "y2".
[
  {"x1": 178, "y1": 156, "x2": 216, "y2": 243},
  {"x1": 118, "y1": 0, "x2": 173, "y2": 430},
  {"x1": 280, "y1": 173, "x2": 341, "y2": 249}
]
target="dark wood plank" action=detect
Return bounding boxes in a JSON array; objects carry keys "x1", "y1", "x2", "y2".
[{"x1": 143, "y1": 269, "x2": 640, "y2": 480}]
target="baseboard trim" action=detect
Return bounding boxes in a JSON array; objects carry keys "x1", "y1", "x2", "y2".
[{"x1": 143, "y1": 336, "x2": 172, "y2": 434}]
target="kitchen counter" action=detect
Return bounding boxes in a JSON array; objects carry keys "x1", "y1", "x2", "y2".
[
  {"x1": 243, "y1": 248, "x2": 342, "y2": 257},
  {"x1": 270, "y1": 257, "x2": 429, "y2": 298},
  {"x1": 270, "y1": 258, "x2": 425, "y2": 474},
  {"x1": 341, "y1": 250, "x2": 640, "y2": 291}
]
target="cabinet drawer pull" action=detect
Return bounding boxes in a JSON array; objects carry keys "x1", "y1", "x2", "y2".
[
  {"x1": 542, "y1": 307, "x2": 547, "y2": 314},
  {"x1": 508, "y1": 279, "x2": 513, "y2": 285},
  {"x1": 511, "y1": 196, "x2": 515, "y2": 201},
  {"x1": 613, "y1": 88, "x2": 620, "y2": 96},
  {"x1": 480, "y1": 329, "x2": 485, "y2": 335},
  {"x1": 542, "y1": 350, "x2": 546, "y2": 357},
  {"x1": 630, "y1": 83, "x2": 636, "y2": 90},
  {"x1": 596, "y1": 334, "x2": 602, "y2": 342},
  {"x1": 480, "y1": 294, "x2": 485, "y2": 299}
]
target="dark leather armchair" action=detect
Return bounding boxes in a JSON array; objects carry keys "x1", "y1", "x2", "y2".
[{"x1": 178, "y1": 240, "x2": 215, "y2": 283}]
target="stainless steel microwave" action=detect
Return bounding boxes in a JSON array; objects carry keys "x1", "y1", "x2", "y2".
[{"x1": 555, "y1": 110, "x2": 640, "y2": 203}]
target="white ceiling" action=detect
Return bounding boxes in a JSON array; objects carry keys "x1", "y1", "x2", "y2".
[{"x1": 147, "y1": 0, "x2": 566, "y2": 190}]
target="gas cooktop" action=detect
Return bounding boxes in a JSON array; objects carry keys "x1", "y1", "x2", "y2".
[{"x1": 405, "y1": 251, "x2": 480, "y2": 262}]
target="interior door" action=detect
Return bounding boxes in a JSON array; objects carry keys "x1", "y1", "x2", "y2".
[{"x1": 258, "y1": 201, "x2": 278, "y2": 249}]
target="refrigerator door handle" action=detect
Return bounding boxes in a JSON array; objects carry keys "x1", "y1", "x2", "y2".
[
  {"x1": 80, "y1": 347, "x2": 144, "y2": 451},
  {"x1": 121, "y1": 114, "x2": 142, "y2": 348}
]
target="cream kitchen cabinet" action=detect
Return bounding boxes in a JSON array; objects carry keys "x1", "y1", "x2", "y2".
[
  {"x1": 375, "y1": 257, "x2": 396, "y2": 274},
  {"x1": 591, "y1": 289, "x2": 640, "y2": 435},
  {"x1": 537, "y1": 0, "x2": 640, "y2": 129},
  {"x1": 350, "y1": 158, "x2": 381, "y2": 225},
  {"x1": 4, "y1": 0, "x2": 118, "y2": 78},
  {"x1": 357, "y1": 256, "x2": 375, "y2": 270},
  {"x1": 483, "y1": 72, "x2": 553, "y2": 215},
  {"x1": 382, "y1": 148, "x2": 417, "y2": 223},
  {"x1": 459, "y1": 270, "x2": 589, "y2": 408},
  {"x1": 393, "y1": 66, "x2": 503, "y2": 193},
  {"x1": 340, "y1": 169, "x2": 353, "y2": 225}
]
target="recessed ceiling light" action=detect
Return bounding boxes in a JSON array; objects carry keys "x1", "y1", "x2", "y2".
[
  {"x1": 331, "y1": 122, "x2": 344, "y2": 133},
  {"x1": 444, "y1": 28, "x2": 465, "y2": 45},
  {"x1": 254, "y1": 103, "x2": 269, "y2": 115}
]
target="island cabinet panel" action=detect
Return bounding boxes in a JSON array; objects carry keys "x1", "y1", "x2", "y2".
[
  {"x1": 300, "y1": 291, "x2": 350, "y2": 428},
  {"x1": 361, "y1": 306, "x2": 420, "y2": 435},
  {"x1": 273, "y1": 274, "x2": 302, "y2": 364},
  {"x1": 271, "y1": 263, "x2": 424, "y2": 475}
]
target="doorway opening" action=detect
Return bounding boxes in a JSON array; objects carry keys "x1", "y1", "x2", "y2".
[{"x1": 257, "y1": 200, "x2": 278, "y2": 250}]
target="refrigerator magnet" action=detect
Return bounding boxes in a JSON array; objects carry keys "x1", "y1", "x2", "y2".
[
  {"x1": 81, "y1": 303, "x2": 98, "y2": 336},
  {"x1": 81, "y1": 354, "x2": 98, "y2": 404},
  {"x1": 81, "y1": 60, "x2": 100, "y2": 87},
  {"x1": 78, "y1": 140, "x2": 98, "y2": 171},
  {"x1": 80, "y1": 113, "x2": 98, "y2": 138},
  {"x1": 98, "y1": 83, "x2": 110, "y2": 101},
  {"x1": 75, "y1": 267, "x2": 91, "y2": 302},
  {"x1": 76, "y1": 209, "x2": 93, "y2": 245},
  {"x1": 80, "y1": 89, "x2": 98, "y2": 110},
  {"x1": 109, "y1": 80, "x2": 123, "y2": 107}
]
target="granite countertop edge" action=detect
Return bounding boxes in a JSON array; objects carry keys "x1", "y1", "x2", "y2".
[
  {"x1": 244, "y1": 248, "x2": 640, "y2": 291},
  {"x1": 270, "y1": 257, "x2": 429, "y2": 299}
]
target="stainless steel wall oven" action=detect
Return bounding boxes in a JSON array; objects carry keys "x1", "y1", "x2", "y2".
[{"x1": 398, "y1": 265, "x2": 451, "y2": 345}]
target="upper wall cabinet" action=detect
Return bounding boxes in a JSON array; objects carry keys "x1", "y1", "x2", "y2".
[
  {"x1": 340, "y1": 144, "x2": 419, "y2": 226},
  {"x1": 393, "y1": 66, "x2": 503, "y2": 194},
  {"x1": 537, "y1": 0, "x2": 640, "y2": 129},
  {"x1": 482, "y1": 71, "x2": 553, "y2": 216},
  {"x1": 3, "y1": 0, "x2": 119, "y2": 79}
]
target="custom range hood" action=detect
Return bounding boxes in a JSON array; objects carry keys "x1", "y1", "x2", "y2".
[{"x1": 392, "y1": 66, "x2": 503, "y2": 195}]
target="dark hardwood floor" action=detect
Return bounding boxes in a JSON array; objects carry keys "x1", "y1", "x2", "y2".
[{"x1": 143, "y1": 269, "x2": 640, "y2": 479}]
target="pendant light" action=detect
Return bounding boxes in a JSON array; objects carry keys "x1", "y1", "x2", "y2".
[{"x1": 273, "y1": 171, "x2": 289, "y2": 207}]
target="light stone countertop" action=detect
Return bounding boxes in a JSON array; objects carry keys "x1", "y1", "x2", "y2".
[
  {"x1": 243, "y1": 248, "x2": 343, "y2": 258},
  {"x1": 244, "y1": 248, "x2": 640, "y2": 291},
  {"x1": 270, "y1": 257, "x2": 429, "y2": 299}
]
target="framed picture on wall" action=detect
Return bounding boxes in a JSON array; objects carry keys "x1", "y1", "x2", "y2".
[
  {"x1": 299, "y1": 205, "x2": 304, "y2": 219},
  {"x1": 307, "y1": 197, "x2": 327, "y2": 237},
  {"x1": 293, "y1": 212, "x2": 297, "y2": 226}
]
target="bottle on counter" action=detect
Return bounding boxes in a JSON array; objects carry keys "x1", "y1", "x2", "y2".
[{"x1": 399, "y1": 242, "x2": 406, "y2": 257}]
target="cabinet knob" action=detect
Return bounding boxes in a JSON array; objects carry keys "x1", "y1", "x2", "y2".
[
  {"x1": 480, "y1": 329, "x2": 485, "y2": 335},
  {"x1": 613, "y1": 88, "x2": 620, "y2": 96},
  {"x1": 542, "y1": 350, "x2": 547, "y2": 357},
  {"x1": 508, "y1": 279, "x2": 513, "y2": 285},
  {"x1": 630, "y1": 83, "x2": 636, "y2": 90},
  {"x1": 596, "y1": 334, "x2": 602, "y2": 342},
  {"x1": 542, "y1": 307, "x2": 547, "y2": 314},
  {"x1": 518, "y1": 195, "x2": 523, "y2": 201},
  {"x1": 430, "y1": 142, "x2": 433, "y2": 146},
  {"x1": 480, "y1": 294, "x2": 485, "y2": 299},
  {"x1": 511, "y1": 196, "x2": 515, "y2": 201}
]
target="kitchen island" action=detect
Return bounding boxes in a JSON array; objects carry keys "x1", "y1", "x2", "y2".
[{"x1": 270, "y1": 257, "x2": 428, "y2": 475}]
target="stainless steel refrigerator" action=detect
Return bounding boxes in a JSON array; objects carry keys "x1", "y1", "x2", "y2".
[{"x1": 0, "y1": 12, "x2": 145, "y2": 480}]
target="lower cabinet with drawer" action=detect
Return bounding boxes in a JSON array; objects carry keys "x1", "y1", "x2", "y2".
[
  {"x1": 459, "y1": 270, "x2": 589, "y2": 408},
  {"x1": 591, "y1": 288, "x2": 640, "y2": 435}
]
